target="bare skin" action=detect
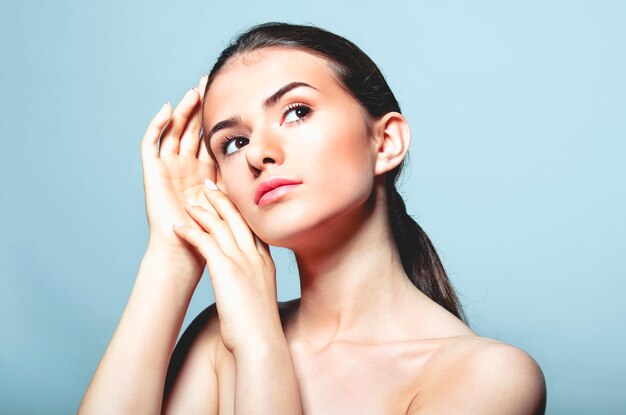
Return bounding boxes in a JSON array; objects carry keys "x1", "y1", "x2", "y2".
[
  {"x1": 80, "y1": 46, "x2": 546, "y2": 414},
  {"x1": 166, "y1": 298, "x2": 545, "y2": 414},
  {"x1": 164, "y1": 48, "x2": 546, "y2": 414}
]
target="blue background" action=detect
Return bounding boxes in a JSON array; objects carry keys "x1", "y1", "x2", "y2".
[{"x1": 1, "y1": 1, "x2": 624, "y2": 413}]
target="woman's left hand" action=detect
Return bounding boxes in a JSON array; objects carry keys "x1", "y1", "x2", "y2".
[{"x1": 172, "y1": 180, "x2": 284, "y2": 357}]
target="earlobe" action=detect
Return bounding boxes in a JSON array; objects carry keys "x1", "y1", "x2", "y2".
[{"x1": 373, "y1": 112, "x2": 411, "y2": 176}]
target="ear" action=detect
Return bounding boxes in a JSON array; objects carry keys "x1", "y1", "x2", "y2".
[{"x1": 372, "y1": 112, "x2": 411, "y2": 176}]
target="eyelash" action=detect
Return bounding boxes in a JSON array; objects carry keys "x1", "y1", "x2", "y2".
[
  {"x1": 217, "y1": 103, "x2": 313, "y2": 157},
  {"x1": 282, "y1": 102, "x2": 312, "y2": 122}
]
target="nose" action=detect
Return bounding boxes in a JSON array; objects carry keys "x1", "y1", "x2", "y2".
[{"x1": 245, "y1": 124, "x2": 285, "y2": 176}]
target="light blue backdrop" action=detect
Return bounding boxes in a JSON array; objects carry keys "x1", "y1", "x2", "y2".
[{"x1": 1, "y1": 1, "x2": 624, "y2": 413}]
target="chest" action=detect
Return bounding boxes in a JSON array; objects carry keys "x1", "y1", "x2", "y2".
[{"x1": 214, "y1": 340, "x2": 434, "y2": 414}]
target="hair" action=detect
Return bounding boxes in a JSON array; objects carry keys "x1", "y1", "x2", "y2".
[{"x1": 204, "y1": 22, "x2": 467, "y2": 323}]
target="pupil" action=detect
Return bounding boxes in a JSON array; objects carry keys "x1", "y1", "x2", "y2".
[{"x1": 296, "y1": 107, "x2": 308, "y2": 118}]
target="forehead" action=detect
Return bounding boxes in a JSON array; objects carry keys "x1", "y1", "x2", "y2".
[{"x1": 203, "y1": 48, "x2": 344, "y2": 123}]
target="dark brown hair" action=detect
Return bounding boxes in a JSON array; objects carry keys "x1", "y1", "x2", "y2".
[{"x1": 204, "y1": 22, "x2": 467, "y2": 323}]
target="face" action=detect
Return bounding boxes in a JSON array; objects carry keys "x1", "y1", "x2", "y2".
[{"x1": 202, "y1": 47, "x2": 379, "y2": 249}]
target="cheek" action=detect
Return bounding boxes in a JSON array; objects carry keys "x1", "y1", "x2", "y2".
[
  {"x1": 314, "y1": 115, "x2": 373, "y2": 174},
  {"x1": 304, "y1": 121, "x2": 375, "y2": 202},
  {"x1": 219, "y1": 171, "x2": 252, "y2": 216}
]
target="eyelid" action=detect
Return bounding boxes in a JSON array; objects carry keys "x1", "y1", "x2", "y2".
[
  {"x1": 217, "y1": 101, "x2": 313, "y2": 158},
  {"x1": 218, "y1": 132, "x2": 248, "y2": 158},
  {"x1": 280, "y1": 102, "x2": 312, "y2": 124},
  {"x1": 280, "y1": 101, "x2": 310, "y2": 115}
]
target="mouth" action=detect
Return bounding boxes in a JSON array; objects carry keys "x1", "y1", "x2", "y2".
[
  {"x1": 257, "y1": 184, "x2": 301, "y2": 207},
  {"x1": 255, "y1": 177, "x2": 302, "y2": 206}
]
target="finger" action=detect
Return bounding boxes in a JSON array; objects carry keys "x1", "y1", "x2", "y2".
[
  {"x1": 197, "y1": 74, "x2": 209, "y2": 132},
  {"x1": 184, "y1": 198, "x2": 242, "y2": 259},
  {"x1": 198, "y1": 73, "x2": 208, "y2": 100},
  {"x1": 195, "y1": 187, "x2": 219, "y2": 216},
  {"x1": 198, "y1": 137, "x2": 214, "y2": 165},
  {"x1": 253, "y1": 234, "x2": 273, "y2": 265},
  {"x1": 202, "y1": 180, "x2": 258, "y2": 255},
  {"x1": 159, "y1": 88, "x2": 200, "y2": 157},
  {"x1": 182, "y1": 186, "x2": 219, "y2": 216},
  {"x1": 178, "y1": 117, "x2": 202, "y2": 157},
  {"x1": 179, "y1": 78, "x2": 207, "y2": 156},
  {"x1": 196, "y1": 139, "x2": 218, "y2": 184},
  {"x1": 172, "y1": 224, "x2": 223, "y2": 275},
  {"x1": 141, "y1": 102, "x2": 172, "y2": 159}
]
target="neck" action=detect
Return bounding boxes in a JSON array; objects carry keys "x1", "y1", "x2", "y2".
[{"x1": 284, "y1": 184, "x2": 428, "y2": 353}]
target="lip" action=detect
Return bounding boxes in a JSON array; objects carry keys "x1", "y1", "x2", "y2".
[{"x1": 255, "y1": 177, "x2": 303, "y2": 206}]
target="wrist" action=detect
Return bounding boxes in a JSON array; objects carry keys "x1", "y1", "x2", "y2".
[
  {"x1": 232, "y1": 331, "x2": 290, "y2": 362},
  {"x1": 142, "y1": 241, "x2": 205, "y2": 281}
]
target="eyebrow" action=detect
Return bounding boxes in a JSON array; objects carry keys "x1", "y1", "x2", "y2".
[{"x1": 205, "y1": 81, "x2": 317, "y2": 145}]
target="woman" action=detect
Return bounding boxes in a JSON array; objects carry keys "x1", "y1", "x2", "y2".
[{"x1": 79, "y1": 22, "x2": 546, "y2": 414}]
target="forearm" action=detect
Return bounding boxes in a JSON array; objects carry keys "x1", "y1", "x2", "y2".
[
  {"x1": 234, "y1": 335, "x2": 303, "y2": 415},
  {"x1": 78, "y1": 246, "x2": 203, "y2": 414}
]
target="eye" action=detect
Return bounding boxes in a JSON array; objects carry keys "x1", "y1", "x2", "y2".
[
  {"x1": 220, "y1": 134, "x2": 249, "y2": 157},
  {"x1": 282, "y1": 103, "x2": 312, "y2": 124}
]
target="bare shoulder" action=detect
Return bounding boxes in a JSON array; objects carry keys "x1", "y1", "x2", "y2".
[
  {"x1": 162, "y1": 303, "x2": 221, "y2": 414},
  {"x1": 164, "y1": 299, "x2": 296, "y2": 392},
  {"x1": 166, "y1": 298, "x2": 296, "y2": 378},
  {"x1": 162, "y1": 299, "x2": 297, "y2": 413},
  {"x1": 409, "y1": 336, "x2": 547, "y2": 415}
]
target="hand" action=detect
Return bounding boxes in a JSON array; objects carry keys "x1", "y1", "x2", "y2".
[
  {"x1": 172, "y1": 182, "x2": 283, "y2": 356},
  {"x1": 140, "y1": 76, "x2": 218, "y2": 262}
]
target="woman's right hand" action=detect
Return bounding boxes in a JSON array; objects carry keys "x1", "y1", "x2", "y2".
[{"x1": 140, "y1": 76, "x2": 216, "y2": 267}]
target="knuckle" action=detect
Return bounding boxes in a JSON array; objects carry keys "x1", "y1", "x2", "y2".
[
  {"x1": 215, "y1": 220, "x2": 229, "y2": 233},
  {"x1": 169, "y1": 109, "x2": 183, "y2": 122},
  {"x1": 250, "y1": 254, "x2": 266, "y2": 269},
  {"x1": 149, "y1": 115, "x2": 168, "y2": 130},
  {"x1": 200, "y1": 232, "x2": 213, "y2": 244},
  {"x1": 140, "y1": 134, "x2": 153, "y2": 148},
  {"x1": 140, "y1": 142, "x2": 153, "y2": 157},
  {"x1": 208, "y1": 192, "x2": 234, "y2": 211}
]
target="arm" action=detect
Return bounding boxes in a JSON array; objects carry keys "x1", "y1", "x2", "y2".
[
  {"x1": 233, "y1": 328, "x2": 303, "y2": 414},
  {"x1": 173, "y1": 184, "x2": 303, "y2": 415},
  {"x1": 161, "y1": 303, "x2": 302, "y2": 415},
  {"x1": 78, "y1": 247, "x2": 203, "y2": 414},
  {"x1": 162, "y1": 303, "x2": 220, "y2": 414},
  {"x1": 407, "y1": 342, "x2": 546, "y2": 415},
  {"x1": 79, "y1": 75, "x2": 218, "y2": 413}
]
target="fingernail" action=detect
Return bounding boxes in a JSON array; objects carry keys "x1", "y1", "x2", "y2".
[
  {"x1": 186, "y1": 196, "x2": 199, "y2": 206},
  {"x1": 173, "y1": 222, "x2": 184, "y2": 228},
  {"x1": 204, "y1": 179, "x2": 218, "y2": 190}
]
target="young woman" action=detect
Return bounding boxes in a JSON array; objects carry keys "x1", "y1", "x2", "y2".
[{"x1": 79, "y1": 23, "x2": 546, "y2": 414}]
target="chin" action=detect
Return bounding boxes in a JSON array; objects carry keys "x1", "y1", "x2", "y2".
[
  {"x1": 250, "y1": 219, "x2": 320, "y2": 250},
  {"x1": 239, "y1": 178, "x2": 376, "y2": 249},
  {"x1": 250, "y1": 199, "x2": 370, "y2": 251}
]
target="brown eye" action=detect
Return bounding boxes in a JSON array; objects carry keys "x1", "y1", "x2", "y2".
[
  {"x1": 222, "y1": 135, "x2": 249, "y2": 156},
  {"x1": 283, "y1": 104, "x2": 312, "y2": 123}
]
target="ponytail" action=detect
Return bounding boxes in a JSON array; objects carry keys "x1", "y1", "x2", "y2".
[{"x1": 387, "y1": 177, "x2": 467, "y2": 323}]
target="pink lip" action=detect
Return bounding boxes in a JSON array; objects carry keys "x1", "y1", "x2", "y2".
[
  {"x1": 257, "y1": 184, "x2": 301, "y2": 207},
  {"x1": 255, "y1": 177, "x2": 302, "y2": 206}
]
